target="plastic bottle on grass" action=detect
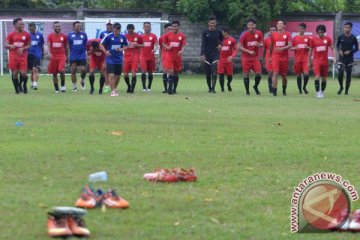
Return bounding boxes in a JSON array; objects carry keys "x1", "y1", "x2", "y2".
[{"x1": 89, "y1": 171, "x2": 107, "y2": 182}]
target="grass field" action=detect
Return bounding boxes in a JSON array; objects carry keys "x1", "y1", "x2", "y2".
[{"x1": 1, "y1": 74, "x2": 360, "y2": 239}]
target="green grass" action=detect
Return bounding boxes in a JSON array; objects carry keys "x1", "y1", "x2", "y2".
[{"x1": 1, "y1": 74, "x2": 360, "y2": 239}]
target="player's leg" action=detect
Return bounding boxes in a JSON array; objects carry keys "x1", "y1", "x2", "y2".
[
  {"x1": 271, "y1": 58, "x2": 280, "y2": 96},
  {"x1": 99, "y1": 64, "x2": 106, "y2": 95},
  {"x1": 53, "y1": 74, "x2": 59, "y2": 93},
  {"x1": 204, "y1": 60, "x2": 212, "y2": 92},
  {"x1": 211, "y1": 60, "x2": 218, "y2": 93},
  {"x1": 19, "y1": 58, "x2": 29, "y2": 94},
  {"x1": 243, "y1": 69, "x2": 250, "y2": 96},
  {"x1": 294, "y1": 62, "x2": 302, "y2": 94},
  {"x1": 218, "y1": 62, "x2": 225, "y2": 92},
  {"x1": 88, "y1": 69, "x2": 95, "y2": 94},
  {"x1": 79, "y1": 61, "x2": 87, "y2": 90},
  {"x1": 11, "y1": 69, "x2": 20, "y2": 94},
  {"x1": 107, "y1": 64, "x2": 116, "y2": 95},
  {"x1": 130, "y1": 61, "x2": 138, "y2": 93},
  {"x1": 226, "y1": 62, "x2": 233, "y2": 92},
  {"x1": 337, "y1": 62, "x2": 344, "y2": 95},
  {"x1": 103, "y1": 61, "x2": 110, "y2": 93},
  {"x1": 70, "y1": 62, "x2": 78, "y2": 91},
  {"x1": 140, "y1": 58, "x2": 147, "y2": 91},
  {"x1": 123, "y1": 61, "x2": 131, "y2": 93},
  {"x1": 114, "y1": 64, "x2": 122, "y2": 90},
  {"x1": 173, "y1": 59, "x2": 182, "y2": 94},
  {"x1": 320, "y1": 65, "x2": 328, "y2": 97},
  {"x1": 281, "y1": 61, "x2": 289, "y2": 96},
  {"x1": 344, "y1": 63, "x2": 353, "y2": 95},
  {"x1": 313, "y1": 63, "x2": 321, "y2": 98},
  {"x1": 167, "y1": 66, "x2": 175, "y2": 95},
  {"x1": 32, "y1": 66, "x2": 39, "y2": 90},
  {"x1": 303, "y1": 61, "x2": 310, "y2": 94},
  {"x1": 266, "y1": 58, "x2": 273, "y2": 93},
  {"x1": 252, "y1": 59, "x2": 262, "y2": 95},
  {"x1": 147, "y1": 60, "x2": 155, "y2": 91},
  {"x1": 281, "y1": 74, "x2": 287, "y2": 96},
  {"x1": 27, "y1": 54, "x2": 33, "y2": 89},
  {"x1": 58, "y1": 58, "x2": 66, "y2": 92}
]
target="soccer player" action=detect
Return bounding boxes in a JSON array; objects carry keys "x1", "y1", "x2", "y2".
[
  {"x1": 336, "y1": 22, "x2": 359, "y2": 95},
  {"x1": 68, "y1": 21, "x2": 88, "y2": 91},
  {"x1": 99, "y1": 21, "x2": 113, "y2": 39},
  {"x1": 291, "y1": 23, "x2": 312, "y2": 94},
  {"x1": 27, "y1": 22, "x2": 44, "y2": 90},
  {"x1": 48, "y1": 21, "x2": 68, "y2": 93},
  {"x1": 140, "y1": 22, "x2": 158, "y2": 92},
  {"x1": 201, "y1": 16, "x2": 223, "y2": 93},
  {"x1": 86, "y1": 39, "x2": 106, "y2": 94},
  {"x1": 269, "y1": 20, "x2": 291, "y2": 96},
  {"x1": 263, "y1": 26, "x2": 276, "y2": 93},
  {"x1": 162, "y1": 20, "x2": 186, "y2": 95},
  {"x1": 159, "y1": 23, "x2": 172, "y2": 93},
  {"x1": 218, "y1": 27, "x2": 237, "y2": 92},
  {"x1": 5, "y1": 18, "x2": 31, "y2": 94},
  {"x1": 310, "y1": 24, "x2": 336, "y2": 98},
  {"x1": 124, "y1": 24, "x2": 143, "y2": 93},
  {"x1": 100, "y1": 22, "x2": 128, "y2": 97},
  {"x1": 238, "y1": 19, "x2": 263, "y2": 95}
]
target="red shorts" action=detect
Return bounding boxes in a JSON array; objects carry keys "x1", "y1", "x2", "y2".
[
  {"x1": 242, "y1": 58, "x2": 261, "y2": 74},
  {"x1": 294, "y1": 61, "x2": 309, "y2": 75},
  {"x1": 89, "y1": 57, "x2": 105, "y2": 71},
  {"x1": 48, "y1": 57, "x2": 66, "y2": 74},
  {"x1": 272, "y1": 59, "x2": 289, "y2": 75},
  {"x1": 9, "y1": 55, "x2": 27, "y2": 71},
  {"x1": 140, "y1": 58, "x2": 155, "y2": 73},
  {"x1": 265, "y1": 58, "x2": 272, "y2": 72},
  {"x1": 217, "y1": 61, "x2": 233, "y2": 75},
  {"x1": 313, "y1": 63, "x2": 329, "y2": 78},
  {"x1": 163, "y1": 58, "x2": 182, "y2": 73},
  {"x1": 123, "y1": 60, "x2": 139, "y2": 74}
]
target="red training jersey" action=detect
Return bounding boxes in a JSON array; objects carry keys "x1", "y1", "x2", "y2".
[
  {"x1": 124, "y1": 33, "x2": 143, "y2": 60},
  {"x1": 311, "y1": 36, "x2": 333, "y2": 64},
  {"x1": 6, "y1": 31, "x2": 31, "y2": 59},
  {"x1": 159, "y1": 34, "x2": 169, "y2": 60},
  {"x1": 86, "y1": 38, "x2": 105, "y2": 60},
  {"x1": 219, "y1": 36, "x2": 237, "y2": 61},
  {"x1": 270, "y1": 31, "x2": 291, "y2": 61},
  {"x1": 140, "y1": 33, "x2": 158, "y2": 60},
  {"x1": 239, "y1": 30, "x2": 263, "y2": 59},
  {"x1": 47, "y1": 33, "x2": 67, "y2": 59},
  {"x1": 162, "y1": 31, "x2": 186, "y2": 60},
  {"x1": 264, "y1": 37, "x2": 271, "y2": 59},
  {"x1": 292, "y1": 35, "x2": 312, "y2": 63}
]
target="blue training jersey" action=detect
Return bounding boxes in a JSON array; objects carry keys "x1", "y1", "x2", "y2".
[
  {"x1": 68, "y1": 31, "x2": 88, "y2": 61},
  {"x1": 28, "y1": 31, "x2": 44, "y2": 59},
  {"x1": 101, "y1": 33, "x2": 128, "y2": 64},
  {"x1": 99, "y1": 30, "x2": 112, "y2": 40}
]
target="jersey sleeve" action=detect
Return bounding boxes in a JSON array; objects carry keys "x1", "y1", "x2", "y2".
[
  {"x1": 352, "y1": 36, "x2": 359, "y2": 54},
  {"x1": 138, "y1": 35, "x2": 144, "y2": 44},
  {"x1": 154, "y1": 35, "x2": 158, "y2": 44},
  {"x1": 239, "y1": 32, "x2": 245, "y2": 46},
  {"x1": 26, "y1": 32, "x2": 31, "y2": 45},
  {"x1": 181, "y1": 34, "x2": 186, "y2": 47},
  {"x1": 231, "y1": 38, "x2": 238, "y2": 58},
  {"x1": 6, "y1": 32, "x2": 13, "y2": 43},
  {"x1": 123, "y1": 36, "x2": 128, "y2": 47},
  {"x1": 84, "y1": 33, "x2": 88, "y2": 46}
]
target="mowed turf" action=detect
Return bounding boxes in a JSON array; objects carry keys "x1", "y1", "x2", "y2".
[{"x1": 1, "y1": 74, "x2": 360, "y2": 240}]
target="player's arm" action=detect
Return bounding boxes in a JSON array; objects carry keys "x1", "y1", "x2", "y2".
[
  {"x1": 200, "y1": 30, "x2": 206, "y2": 61},
  {"x1": 228, "y1": 40, "x2": 238, "y2": 62},
  {"x1": 346, "y1": 37, "x2": 359, "y2": 55},
  {"x1": 178, "y1": 36, "x2": 186, "y2": 56},
  {"x1": 5, "y1": 39, "x2": 15, "y2": 49},
  {"x1": 41, "y1": 35, "x2": 45, "y2": 60},
  {"x1": 65, "y1": 39, "x2": 69, "y2": 62},
  {"x1": 238, "y1": 42, "x2": 255, "y2": 56},
  {"x1": 162, "y1": 34, "x2": 171, "y2": 50},
  {"x1": 330, "y1": 44, "x2": 336, "y2": 64},
  {"x1": 336, "y1": 35, "x2": 343, "y2": 57}
]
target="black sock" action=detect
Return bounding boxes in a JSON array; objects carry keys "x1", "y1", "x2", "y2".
[
  {"x1": 315, "y1": 80, "x2": 320, "y2": 92},
  {"x1": 89, "y1": 75, "x2": 95, "y2": 90},
  {"x1": 148, "y1": 73, "x2": 153, "y2": 89},
  {"x1": 60, "y1": 77, "x2": 65, "y2": 87},
  {"x1": 54, "y1": 83, "x2": 59, "y2": 91},
  {"x1": 206, "y1": 74, "x2": 211, "y2": 90},
  {"x1": 227, "y1": 75, "x2": 233, "y2": 91},
  {"x1": 174, "y1": 76, "x2": 179, "y2": 92},
  {"x1": 20, "y1": 75, "x2": 28, "y2": 94},
  {"x1": 131, "y1": 76, "x2": 137, "y2": 92},
  {"x1": 162, "y1": 73, "x2": 168, "y2": 91},
  {"x1": 244, "y1": 78, "x2": 250, "y2": 94},
  {"x1": 81, "y1": 71, "x2": 86, "y2": 80},
  {"x1": 125, "y1": 76, "x2": 131, "y2": 92},
  {"x1": 297, "y1": 76, "x2": 302, "y2": 92},
  {"x1": 254, "y1": 75, "x2": 261, "y2": 87},
  {"x1": 211, "y1": 74, "x2": 217, "y2": 92},
  {"x1": 219, "y1": 74, "x2": 225, "y2": 91},
  {"x1": 99, "y1": 76, "x2": 105, "y2": 91},
  {"x1": 303, "y1": 75, "x2": 309, "y2": 90},
  {"x1": 321, "y1": 80, "x2": 327, "y2": 92},
  {"x1": 272, "y1": 88, "x2": 277, "y2": 96},
  {"x1": 282, "y1": 84, "x2": 287, "y2": 95},
  {"x1": 168, "y1": 75, "x2": 174, "y2": 94},
  {"x1": 268, "y1": 76, "x2": 273, "y2": 93},
  {"x1": 345, "y1": 77, "x2": 351, "y2": 94},
  {"x1": 12, "y1": 76, "x2": 19, "y2": 93},
  {"x1": 338, "y1": 75, "x2": 344, "y2": 89},
  {"x1": 141, "y1": 73, "x2": 146, "y2": 89}
]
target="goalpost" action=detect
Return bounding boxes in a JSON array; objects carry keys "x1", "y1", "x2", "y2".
[{"x1": 0, "y1": 18, "x2": 168, "y2": 76}]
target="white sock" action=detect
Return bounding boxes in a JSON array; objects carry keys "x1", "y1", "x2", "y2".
[{"x1": 73, "y1": 82, "x2": 77, "y2": 87}]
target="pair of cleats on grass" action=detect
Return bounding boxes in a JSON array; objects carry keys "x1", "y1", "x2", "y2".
[
  {"x1": 47, "y1": 207, "x2": 90, "y2": 238},
  {"x1": 144, "y1": 168, "x2": 197, "y2": 182},
  {"x1": 75, "y1": 185, "x2": 129, "y2": 209}
]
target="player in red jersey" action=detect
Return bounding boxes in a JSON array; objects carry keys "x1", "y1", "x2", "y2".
[
  {"x1": 5, "y1": 18, "x2": 31, "y2": 94},
  {"x1": 263, "y1": 26, "x2": 276, "y2": 93},
  {"x1": 291, "y1": 23, "x2": 312, "y2": 94},
  {"x1": 162, "y1": 20, "x2": 186, "y2": 95},
  {"x1": 124, "y1": 24, "x2": 144, "y2": 93},
  {"x1": 217, "y1": 27, "x2": 237, "y2": 92},
  {"x1": 140, "y1": 22, "x2": 158, "y2": 92},
  {"x1": 238, "y1": 19, "x2": 264, "y2": 95},
  {"x1": 86, "y1": 39, "x2": 106, "y2": 94},
  {"x1": 310, "y1": 24, "x2": 336, "y2": 98},
  {"x1": 269, "y1": 20, "x2": 292, "y2": 96},
  {"x1": 47, "y1": 21, "x2": 68, "y2": 93},
  {"x1": 159, "y1": 23, "x2": 172, "y2": 93}
]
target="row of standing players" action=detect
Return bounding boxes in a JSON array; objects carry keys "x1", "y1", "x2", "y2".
[
  {"x1": 5, "y1": 18, "x2": 185, "y2": 96},
  {"x1": 201, "y1": 17, "x2": 359, "y2": 97}
]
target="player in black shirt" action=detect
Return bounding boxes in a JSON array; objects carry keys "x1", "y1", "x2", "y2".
[
  {"x1": 201, "y1": 16, "x2": 223, "y2": 93},
  {"x1": 336, "y1": 22, "x2": 359, "y2": 95}
]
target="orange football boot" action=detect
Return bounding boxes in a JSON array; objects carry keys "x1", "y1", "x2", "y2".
[
  {"x1": 102, "y1": 189, "x2": 129, "y2": 209},
  {"x1": 75, "y1": 185, "x2": 99, "y2": 208},
  {"x1": 47, "y1": 213, "x2": 72, "y2": 238},
  {"x1": 67, "y1": 215, "x2": 91, "y2": 237}
]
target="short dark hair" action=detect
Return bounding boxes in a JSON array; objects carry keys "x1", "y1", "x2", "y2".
[
  {"x1": 316, "y1": 24, "x2": 326, "y2": 33},
  {"x1": 164, "y1": 23, "x2": 171, "y2": 29},
  {"x1": 73, "y1": 21, "x2": 81, "y2": 27},
  {"x1": 221, "y1": 27, "x2": 229, "y2": 33},
  {"x1": 113, "y1": 22, "x2": 121, "y2": 29},
  {"x1": 91, "y1": 41, "x2": 99, "y2": 49},
  {"x1": 127, "y1": 24, "x2": 135, "y2": 30},
  {"x1": 106, "y1": 21, "x2": 112, "y2": 26},
  {"x1": 208, "y1": 15, "x2": 216, "y2": 22},
  {"x1": 278, "y1": 20, "x2": 286, "y2": 25},
  {"x1": 171, "y1": 20, "x2": 180, "y2": 26},
  {"x1": 298, "y1": 23, "x2": 307, "y2": 29},
  {"x1": 344, "y1": 22, "x2": 353, "y2": 28},
  {"x1": 53, "y1": 21, "x2": 60, "y2": 25},
  {"x1": 247, "y1": 19, "x2": 256, "y2": 25},
  {"x1": 28, "y1": 22, "x2": 36, "y2": 28},
  {"x1": 269, "y1": 26, "x2": 277, "y2": 30},
  {"x1": 13, "y1": 18, "x2": 22, "y2": 26},
  {"x1": 143, "y1": 22, "x2": 151, "y2": 26}
]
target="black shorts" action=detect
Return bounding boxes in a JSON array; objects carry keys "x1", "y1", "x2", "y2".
[
  {"x1": 70, "y1": 59, "x2": 87, "y2": 66},
  {"x1": 27, "y1": 54, "x2": 41, "y2": 70},
  {"x1": 106, "y1": 64, "x2": 122, "y2": 76}
]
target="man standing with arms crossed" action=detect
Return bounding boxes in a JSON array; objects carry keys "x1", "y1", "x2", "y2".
[
  {"x1": 270, "y1": 20, "x2": 291, "y2": 96},
  {"x1": 201, "y1": 16, "x2": 223, "y2": 93}
]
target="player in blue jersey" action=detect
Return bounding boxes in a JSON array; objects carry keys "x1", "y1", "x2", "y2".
[
  {"x1": 27, "y1": 22, "x2": 44, "y2": 90},
  {"x1": 99, "y1": 21, "x2": 113, "y2": 39},
  {"x1": 100, "y1": 22, "x2": 128, "y2": 97},
  {"x1": 68, "y1": 21, "x2": 88, "y2": 91}
]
